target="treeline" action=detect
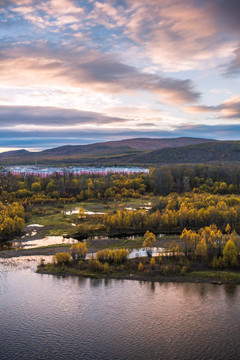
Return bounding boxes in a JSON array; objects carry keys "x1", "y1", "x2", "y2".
[
  {"x1": 0, "y1": 172, "x2": 149, "y2": 204},
  {"x1": 180, "y1": 224, "x2": 239, "y2": 267},
  {"x1": 104, "y1": 193, "x2": 240, "y2": 233},
  {"x1": 0, "y1": 164, "x2": 240, "y2": 204},
  {"x1": 0, "y1": 202, "x2": 25, "y2": 242},
  {"x1": 151, "y1": 164, "x2": 240, "y2": 195}
]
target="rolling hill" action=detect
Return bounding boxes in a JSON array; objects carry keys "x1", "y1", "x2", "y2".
[
  {"x1": 129, "y1": 141, "x2": 240, "y2": 165},
  {"x1": 0, "y1": 137, "x2": 239, "y2": 165}
]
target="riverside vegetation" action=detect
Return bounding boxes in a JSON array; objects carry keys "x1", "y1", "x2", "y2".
[
  {"x1": 38, "y1": 226, "x2": 240, "y2": 284},
  {"x1": 1, "y1": 164, "x2": 240, "y2": 283}
]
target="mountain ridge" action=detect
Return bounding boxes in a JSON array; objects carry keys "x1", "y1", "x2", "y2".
[{"x1": 1, "y1": 137, "x2": 238, "y2": 165}]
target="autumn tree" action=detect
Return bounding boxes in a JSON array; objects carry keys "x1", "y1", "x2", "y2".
[
  {"x1": 70, "y1": 242, "x2": 87, "y2": 261},
  {"x1": 223, "y1": 240, "x2": 237, "y2": 267},
  {"x1": 195, "y1": 238, "x2": 207, "y2": 262},
  {"x1": 142, "y1": 230, "x2": 156, "y2": 248},
  {"x1": 143, "y1": 230, "x2": 156, "y2": 257},
  {"x1": 78, "y1": 207, "x2": 85, "y2": 220}
]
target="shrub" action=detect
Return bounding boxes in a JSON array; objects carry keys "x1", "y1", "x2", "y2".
[
  {"x1": 89, "y1": 257, "x2": 103, "y2": 272},
  {"x1": 181, "y1": 266, "x2": 187, "y2": 275},
  {"x1": 150, "y1": 257, "x2": 155, "y2": 270},
  {"x1": 96, "y1": 249, "x2": 128, "y2": 264},
  {"x1": 78, "y1": 260, "x2": 86, "y2": 269},
  {"x1": 158, "y1": 254, "x2": 163, "y2": 264},
  {"x1": 212, "y1": 256, "x2": 224, "y2": 269},
  {"x1": 113, "y1": 249, "x2": 128, "y2": 264},
  {"x1": 104, "y1": 262, "x2": 110, "y2": 274},
  {"x1": 53, "y1": 252, "x2": 72, "y2": 266}
]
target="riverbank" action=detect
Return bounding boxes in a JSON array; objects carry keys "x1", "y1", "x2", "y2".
[
  {"x1": 37, "y1": 263, "x2": 240, "y2": 285},
  {"x1": 0, "y1": 233, "x2": 181, "y2": 258}
]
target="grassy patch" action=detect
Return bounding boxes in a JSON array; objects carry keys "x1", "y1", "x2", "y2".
[{"x1": 186, "y1": 271, "x2": 240, "y2": 282}]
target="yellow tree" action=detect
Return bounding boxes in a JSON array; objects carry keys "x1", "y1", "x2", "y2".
[
  {"x1": 70, "y1": 242, "x2": 87, "y2": 261},
  {"x1": 195, "y1": 238, "x2": 207, "y2": 262},
  {"x1": 143, "y1": 230, "x2": 156, "y2": 257},
  {"x1": 143, "y1": 230, "x2": 156, "y2": 248},
  {"x1": 223, "y1": 240, "x2": 237, "y2": 267},
  {"x1": 225, "y1": 224, "x2": 231, "y2": 234},
  {"x1": 180, "y1": 228, "x2": 199, "y2": 256},
  {"x1": 78, "y1": 207, "x2": 85, "y2": 220}
]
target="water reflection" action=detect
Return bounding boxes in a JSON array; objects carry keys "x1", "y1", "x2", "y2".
[
  {"x1": 223, "y1": 284, "x2": 238, "y2": 299},
  {"x1": 12, "y1": 236, "x2": 78, "y2": 249},
  {"x1": 1, "y1": 260, "x2": 240, "y2": 359}
]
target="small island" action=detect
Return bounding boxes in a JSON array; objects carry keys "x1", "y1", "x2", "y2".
[{"x1": 38, "y1": 228, "x2": 240, "y2": 285}]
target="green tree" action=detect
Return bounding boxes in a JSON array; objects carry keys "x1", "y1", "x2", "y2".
[
  {"x1": 31, "y1": 182, "x2": 41, "y2": 192},
  {"x1": 46, "y1": 181, "x2": 56, "y2": 192}
]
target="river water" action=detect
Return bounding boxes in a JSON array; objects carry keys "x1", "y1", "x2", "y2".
[{"x1": 1, "y1": 257, "x2": 240, "y2": 360}]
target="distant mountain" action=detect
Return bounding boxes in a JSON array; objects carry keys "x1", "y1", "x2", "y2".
[
  {"x1": 1, "y1": 137, "x2": 238, "y2": 165},
  {"x1": 100, "y1": 137, "x2": 215, "y2": 150},
  {"x1": 0, "y1": 137, "x2": 214, "y2": 163},
  {"x1": 0, "y1": 149, "x2": 31, "y2": 161},
  {"x1": 0, "y1": 149, "x2": 30, "y2": 157}
]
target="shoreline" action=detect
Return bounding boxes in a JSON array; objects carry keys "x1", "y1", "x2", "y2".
[{"x1": 37, "y1": 266, "x2": 240, "y2": 285}]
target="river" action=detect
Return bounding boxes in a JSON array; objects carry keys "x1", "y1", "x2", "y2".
[{"x1": 1, "y1": 257, "x2": 240, "y2": 359}]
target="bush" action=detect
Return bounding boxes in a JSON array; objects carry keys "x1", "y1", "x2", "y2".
[
  {"x1": 150, "y1": 257, "x2": 155, "y2": 270},
  {"x1": 113, "y1": 249, "x2": 128, "y2": 264},
  {"x1": 181, "y1": 266, "x2": 187, "y2": 275},
  {"x1": 104, "y1": 262, "x2": 110, "y2": 274},
  {"x1": 96, "y1": 249, "x2": 128, "y2": 264},
  {"x1": 138, "y1": 262, "x2": 144, "y2": 271},
  {"x1": 89, "y1": 257, "x2": 104, "y2": 272},
  {"x1": 53, "y1": 252, "x2": 72, "y2": 266}
]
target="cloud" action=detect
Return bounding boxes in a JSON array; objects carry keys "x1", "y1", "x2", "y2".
[
  {"x1": 3, "y1": 0, "x2": 240, "y2": 74},
  {"x1": 37, "y1": 0, "x2": 84, "y2": 16},
  {"x1": 123, "y1": 0, "x2": 240, "y2": 71},
  {"x1": 225, "y1": 47, "x2": 240, "y2": 75},
  {"x1": 0, "y1": 44, "x2": 200, "y2": 104},
  {"x1": 185, "y1": 95, "x2": 240, "y2": 120},
  {"x1": 0, "y1": 123, "x2": 239, "y2": 151},
  {"x1": 0, "y1": 105, "x2": 128, "y2": 128}
]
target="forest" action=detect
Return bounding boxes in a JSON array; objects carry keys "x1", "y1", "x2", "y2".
[{"x1": 0, "y1": 164, "x2": 240, "y2": 245}]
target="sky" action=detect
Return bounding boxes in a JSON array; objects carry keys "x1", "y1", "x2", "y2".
[{"x1": 0, "y1": 0, "x2": 240, "y2": 151}]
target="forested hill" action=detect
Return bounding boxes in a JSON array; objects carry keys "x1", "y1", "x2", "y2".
[
  {"x1": 130, "y1": 141, "x2": 240, "y2": 164},
  {"x1": 0, "y1": 137, "x2": 214, "y2": 164},
  {"x1": 0, "y1": 138, "x2": 239, "y2": 165}
]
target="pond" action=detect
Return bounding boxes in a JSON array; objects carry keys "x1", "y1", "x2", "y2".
[
  {"x1": 0, "y1": 257, "x2": 240, "y2": 359},
  {"x1": 12, "y1": 236, "x2": 78, "y2": 249}
]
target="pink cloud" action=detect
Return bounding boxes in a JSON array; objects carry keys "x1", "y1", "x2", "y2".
[
  {"x1": 185, "y1": 95, "x2": 240, "y2": 119},
  {"x1": 124, "y1": 0, "x2": 239, "y2": 71},
  {"x1": 0, "y1": 44, "x2": 200, "y2": 104}
]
